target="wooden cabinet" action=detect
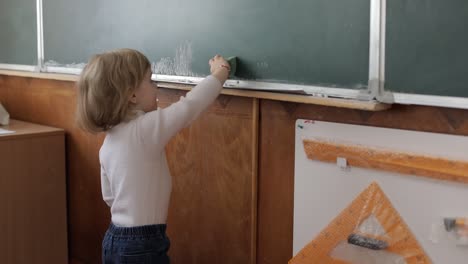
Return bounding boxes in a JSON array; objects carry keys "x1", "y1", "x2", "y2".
[{"x1": 0, "y1": 120, "x2": 67, "y2": 264}]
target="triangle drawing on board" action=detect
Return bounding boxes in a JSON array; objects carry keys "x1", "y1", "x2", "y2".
[{"x1": 289, "y1": 182, "x2": 431, "y2": 264}]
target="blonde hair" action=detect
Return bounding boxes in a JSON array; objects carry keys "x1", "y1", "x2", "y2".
[{"x1": 76, "y1": 48, "x2": 151, "y2": 133}]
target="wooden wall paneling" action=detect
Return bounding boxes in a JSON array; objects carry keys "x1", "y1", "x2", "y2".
[
  {"x1": 159, "y1": 87, "x2": 258, "y2": 264},
  {"x1": 251, "y1": 98, "x2": 259, "y2": 263},
  {"x1": 1, "y1": 75, "x2": 260, "y2": 263},
  {"x1": 3, "y1": 74, "x2": 468, "y2": 264},
  {"x1": 257, "y1": 100, "x2": 296, "y2": 264}
]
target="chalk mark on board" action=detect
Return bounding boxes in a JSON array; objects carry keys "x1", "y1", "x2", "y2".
[{"x1": 153, "y1": 41, "x2": 195, "y2": 77}]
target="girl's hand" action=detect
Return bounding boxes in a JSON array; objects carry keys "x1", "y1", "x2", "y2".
[{"x1": 209, "y1": 54, "x2": 230, "y2": 83}]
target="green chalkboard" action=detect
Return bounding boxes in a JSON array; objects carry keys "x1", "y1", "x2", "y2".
[
  {"x1": 0, "y1": 0, "x2": 37, "y2": 65},
  {"x1": 43, "y1": 0, "x2": 370, "y2": 88},
  {"x1": 386, "y1": 0, "x2": 468, "y2": 97}
]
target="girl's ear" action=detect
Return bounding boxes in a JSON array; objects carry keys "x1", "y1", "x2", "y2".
[{"x1": 129, "y1": 93, "x2": 137, "y2": 104}]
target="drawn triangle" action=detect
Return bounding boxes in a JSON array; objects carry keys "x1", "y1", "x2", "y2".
[{"x1": 289, "y1": 182, "x2": 431, "y2": 263}]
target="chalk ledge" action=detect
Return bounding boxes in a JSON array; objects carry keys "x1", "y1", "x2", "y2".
[{"x1": 0, "y1": 70, "x2": 391, "y2": 111}]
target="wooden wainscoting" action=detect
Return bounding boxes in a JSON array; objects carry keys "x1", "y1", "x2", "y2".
[
  {"x1": 0, "y1": 74, "x2": 259, "y2": 264},
  {"x1": 159, "y1": 88, "x2": 258, "y2": 264},
  {"x1": 3, "y1": 73, "x2": 468, "y2": 264}
]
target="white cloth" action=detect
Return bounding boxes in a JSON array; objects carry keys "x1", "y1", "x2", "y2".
[
  {"x1": 99, "y1": 75, "x2": 222, "y2": 227},
  {"x1": 0, "y1": 102, "x2": 10, "y2": 125}
]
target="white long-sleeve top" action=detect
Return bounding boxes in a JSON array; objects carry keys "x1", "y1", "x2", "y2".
[{"x1": 99, "y1": 75, "x2": 223, "y2": 227}]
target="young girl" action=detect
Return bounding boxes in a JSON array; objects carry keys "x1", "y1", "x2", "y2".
[{"x1": 76, "y1": 49, "x2": 230, "y2": 263}]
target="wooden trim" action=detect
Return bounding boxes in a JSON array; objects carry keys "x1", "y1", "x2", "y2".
[
  {"x1": 251, "y1": 98, "x2": 259, "y2": 264},
  {"x1": 159, "y1": 82, "x2": 391, "y2": 111},
  {"x1": 0, "y1": 70, "x2": 78, "y2": 82},
  {"x1": 0, "y1": 70, "x2": 391, "y2": 111},
  {"x1": 303, "y1": 139, "x2": 468, "y2": 184}
]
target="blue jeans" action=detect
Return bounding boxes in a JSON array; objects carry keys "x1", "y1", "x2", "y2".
[{"x1": 102, "y1": 223, "x2": 170, "y2": 264}]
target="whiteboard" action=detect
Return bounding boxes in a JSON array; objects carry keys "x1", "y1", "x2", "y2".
[{"x1": 293, "y1": 119, "x2": 468, "y2": 263}]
